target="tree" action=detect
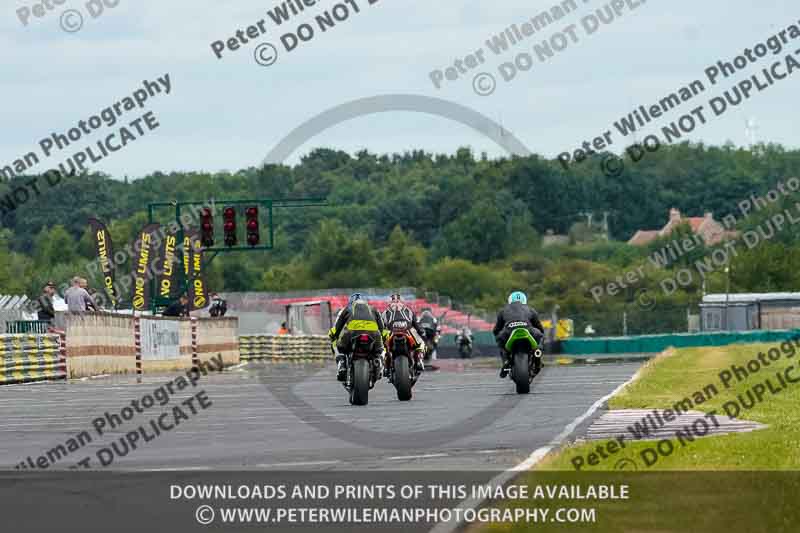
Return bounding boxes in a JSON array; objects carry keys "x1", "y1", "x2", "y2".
[
  {"x1": 32, "y1": 225, "x2": 78, "y2": 269},
  {"x1": 378, "y1": 226, "x2": 426, "y2": 286},
  {"x1": 306, "y1": 219, "x2": 379, "y2": 287}
]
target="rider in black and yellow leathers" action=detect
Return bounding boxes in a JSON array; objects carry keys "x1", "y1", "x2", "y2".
[{"x1": 329, "y1": 293, "x2": 388, "y2": 381}]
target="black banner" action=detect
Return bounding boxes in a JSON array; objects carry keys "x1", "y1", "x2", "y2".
[
  {"x1": 88, "y1": 218, "x2": 119, "y2": 309},
  {"x1": 184, "y1": 231, "x2": 208, "y2": 311},
  {"x1": 130, "y1": 223, "x2": 160, "y2": 312},
  {"x1": 156, "y1": 226, "x2": 179, "y2": 301}
]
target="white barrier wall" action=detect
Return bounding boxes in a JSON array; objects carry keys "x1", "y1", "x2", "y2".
[
  {"x1": 64, "y1": 312, "x2": 239, "y2": 378},
  {"x1": 65, "y1": 313, "x2": 138, "y2": 378},
  {"x1": 197, "y1": 317, "x2": 239, "y2": 367},
  {"x1": 138, "y1": 317, "x2": 192, "y2": 373}
]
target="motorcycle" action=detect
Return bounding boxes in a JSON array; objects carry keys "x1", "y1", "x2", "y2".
[
  {"x1": 456, "y1": 334, "x2": 473, "y2": 359},
  {"x1": 421, "y1": 326, "x2": 440, "y2": 362},
  {"x1": 340, "y1": 333, "x2": 383, "y2": 406},
  {"x1": 504, "y1": 324, "x2": 543, "y2": 394},
  {"x1": 385, "y1": 328, "x2": 421, "y2": 401}
]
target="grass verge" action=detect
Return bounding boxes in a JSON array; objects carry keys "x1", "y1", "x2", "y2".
[
  {"x1": 471, "y1": 339, "x2": 800, "y2": 533},
  {"x1": 539, "y1": 340, "x2": 800, "y2": 470}
]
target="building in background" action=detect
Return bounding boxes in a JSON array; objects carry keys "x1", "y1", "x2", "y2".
[
  {"x1": 628, "y1": 208, "x2": 737, "y2": 247},
  {"x1": 700, "y1": 293, "x2": 800, "y2": 331}
]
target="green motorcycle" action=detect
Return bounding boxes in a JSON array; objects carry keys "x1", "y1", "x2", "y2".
[{"x1": 504, "y1": 325, "x2": 543, "y2": 394}]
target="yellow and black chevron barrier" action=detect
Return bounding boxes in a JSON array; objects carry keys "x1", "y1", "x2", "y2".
[
  {"x1": 0, "y1": 334, "x2": 66, "y2": 385},
  {"x1": 239, "y1": 335, "x2": 331, "y2": 362}
]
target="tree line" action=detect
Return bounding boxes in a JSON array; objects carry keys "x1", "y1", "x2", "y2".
[{"x1": 0, "y1": 142, "x2": 798, "y2": 335}]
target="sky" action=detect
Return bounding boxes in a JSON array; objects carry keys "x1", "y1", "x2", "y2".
[{"x1": 2, "y1": 0, "x2": 799, "y2": 179}]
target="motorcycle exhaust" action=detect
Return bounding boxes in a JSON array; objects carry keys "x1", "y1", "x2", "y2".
[{"x1": 534, "y1": 349, "x2": 543, "y2": 358}]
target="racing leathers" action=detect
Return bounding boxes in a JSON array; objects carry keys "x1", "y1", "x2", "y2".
[
  {"x1": 329, "y1": 300, "x2": 386, "y2": 381},
  {"x1": 382, "y1": 302, "x2": 426, "y2": 372},
  {"x1": 418, "y1": 310, "x2": 440, "y2": 359},
  {"x1": 493, "y1": 302, "x2": 545, "y2": 365}
]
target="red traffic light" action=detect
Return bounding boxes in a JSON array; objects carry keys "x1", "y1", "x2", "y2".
[
  {"x1": 223, "y1": 206, "x2": 237, "y2": 247},
  {"x1": 200, "y1": 207, "x2": 214, "y2": 247},
  {"x1": 245, "y1": 206, "x2": 259, "y2": 246}
]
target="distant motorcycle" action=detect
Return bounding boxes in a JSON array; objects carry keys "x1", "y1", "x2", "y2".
[
  {"x1": 456, "y1": 332, "x2": 473, "y2": 359},
  {"x1": 504, "y1": 323, "x2": 543, "y2": 394},
  {"x1": 421, "y1": 326, "x2": 440, "y2": 361},
  {"x1": 385, "y1": 328, "x2": 421, "y2": 401},
  {"x1": 339, "y1": 333, "x2": 383, "y2": 406}
]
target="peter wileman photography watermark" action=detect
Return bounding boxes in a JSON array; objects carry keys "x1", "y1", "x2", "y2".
[
  {"x1": 588, "y1": 177, "x2": 800, "y2": 305},
  {"x1": 14, "y1": 354, "x2": 222, "y2": 470},
  {"x1": 254, "y1": 94, "x2": 534, "y2": 452},
  {"x1": 1, "y1": 73, "x2": 172, "y2": 222},
  {"x1": 558, "y1": 20, "x2": 800, "y2": 177},
  {"x1": 571, "y1": 335, "x2": 800, "y2": 470},
  {"x1": 209, "y1": 0, "x2": 382, "y2": 67},
  {"x1": 16, "y1": 0, "x2": 125, "y2": 34},
  {"x1": 429, "y1": 0, "x2": 648, "y2": 96}
]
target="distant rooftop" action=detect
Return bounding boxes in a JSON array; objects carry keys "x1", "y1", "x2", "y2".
[{"x1": 702, "y1": 293, "x2": 800, "y2": 304}]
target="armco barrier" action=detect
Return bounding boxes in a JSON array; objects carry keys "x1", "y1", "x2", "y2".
[
  {"x1": 561, "y1": 329, "x2": 800, "y2": 355},
  {"x1": 0, "y1": 334, "x2": 66, "y2": 385},
  {"x1": 240, "y1": 335, "x2": 330, "y2": 361}
]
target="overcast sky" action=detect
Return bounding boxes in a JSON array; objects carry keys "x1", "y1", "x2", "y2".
[{"x1": 2, "y1": 0, "x2": 798, "y2": 179}]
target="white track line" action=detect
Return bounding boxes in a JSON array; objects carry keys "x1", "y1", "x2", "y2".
[
  {"x1": 137, "y1": 466, "x2": 212, "y2": 472},
  {"x1": 256, "y1": 460, "x2": 341, "y2": 468},
  {"x1": 387, "y1": 453, "x2": 449, "y2": 461},
  {"x1": 429, "y1": 370, "x2": 642, "y2": 533}
]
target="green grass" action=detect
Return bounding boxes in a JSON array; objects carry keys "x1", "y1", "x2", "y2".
[
  {"x1": 539, "y1": 340, "x2": 800, "y2": 471},
  {"x1": 473, "y1": 341, "x2": 800, "y2": 533}
]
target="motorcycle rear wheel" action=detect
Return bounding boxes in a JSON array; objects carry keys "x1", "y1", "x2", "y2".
[
  {"x1": 350, "y1": 359, "x2": 370, "y2": 406},
  {"x1": 512, "y1": 351, "x2": 530, "y2": 394},
  {"x1": 394, "y1": 356, "x2": 413, "y2": 401}
]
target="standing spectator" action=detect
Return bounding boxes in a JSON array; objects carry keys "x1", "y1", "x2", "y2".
[
  {"x1": 209, "y1": 293, "x2": 227, "y2": 317},
  {"x1": 78, "y1": 278, "x2": 98, "y2": 311},
  {"x1": 163, "y1": 294, "x2": 189, "y2": 317},
  {"x1": 278, "y1": 322, "x2": 290, "y2": 335},
  {"x1": 36, "y1": 281, "x2": 56, "y2": 322},
  {"x1": 64, "y1": 276, "x2": 96, "y2": 313}
]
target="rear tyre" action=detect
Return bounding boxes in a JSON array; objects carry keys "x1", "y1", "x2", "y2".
[
  {"x1": 350, "y1": 359, "x2": 370, "y2": 406},
  {"x1": 512, "y1": 351, "x2": 530, "y2": 394},
  {"x1": 394, "y1": 357, "x2": 413, "y2": 401}
]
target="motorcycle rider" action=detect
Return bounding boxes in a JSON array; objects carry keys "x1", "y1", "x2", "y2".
[
  {"x1": 456, "y1": 326, "x2": 473, "y2": 356},
  {"x1": 418, "y1": 308, "x2": 441, "y2": 359},
  {"x1": 381, "y1": 293, "x2": 426, "y2": 373},
  {"x1": 493, "y1": 291, "x2": 545, "y2": 378},
  {"x1": 329, "y1": 293, "x2": 387, "y2": 382}
]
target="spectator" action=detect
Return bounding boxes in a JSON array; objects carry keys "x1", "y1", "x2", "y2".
[
  {"x1": 278, "y1": 322, "x2": 290, "y2": 335},
  {"x1": 36, "y1": 281, "x2": 56, "y2": 322},
  {"x1": 209, "y1": 293, "x2": 227, "y2": 318},
  {"x1": 86, "y1": 288, "x2": 101, "y2": 311},
  {"x1": 163, "y1": 294, "x2": 189, "y2": 317},
  {"x1": 64, "y1": 276, "x2": 96, "y2": 313}
]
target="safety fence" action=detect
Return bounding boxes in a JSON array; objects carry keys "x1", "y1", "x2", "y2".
[
  {"x1": 0, "y1": 333, "x2": 67, "y2": 385},
  {"x1": 5, "y1": 320, "x2": 51, "y2": 334},
  {"x1": 561, "y1": 328, "x2": 800, "y2": 355},
  {"x1": 239, "y1": 335, "x2": 330, "y2": 361}
]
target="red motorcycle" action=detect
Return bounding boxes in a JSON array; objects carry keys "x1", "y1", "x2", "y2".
[{"x1": 385, "y1": 328, "x2": 421, "y2": 401}]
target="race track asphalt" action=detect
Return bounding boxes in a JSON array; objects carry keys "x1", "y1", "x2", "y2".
[{"x1": 0, "y1": 358, "x2": 642, "y2": 472}]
